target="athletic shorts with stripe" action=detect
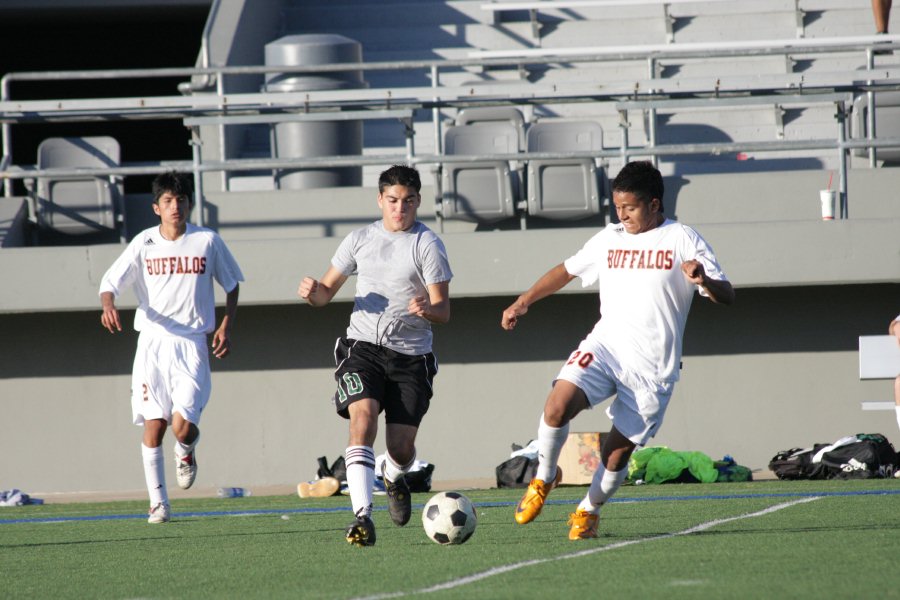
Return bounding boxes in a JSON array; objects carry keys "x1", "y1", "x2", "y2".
[
  {"x1": 555, "y1": 337, "x2": 674, "y2": 446},
  {"x1": 332, "y1": 337, "x2": 437, "y2": 427}
]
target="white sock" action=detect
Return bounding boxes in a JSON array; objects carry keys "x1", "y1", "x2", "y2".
[
  {"x1": 578, "y1": 465, "x2": 628, "y2": 514},
  {"x1": 174, "y1": 432, "x2": 200, "y2": 459},
  {"x1": 895, "y1": 406, "x2": 900, "y2": 432},
  {"x1": 345, "y1": 446, "x2": 375, "y2": 518},
  {"x1": 141, "y1": 444, "x2": 168, "y2": 506},
  {"x1": 383, "y1": 450, "x2": 415, "y2": 483},
  {"x1": 535, "y1": 413, "x2": 569, "y2": 482}
]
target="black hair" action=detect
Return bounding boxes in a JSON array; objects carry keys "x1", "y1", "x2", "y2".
[
  {"x1": 612, "y1": 161, "x2": 664, "y2": 211},
  {"x1": 151, "y1": 171, "x2": 194, "y2": 204},
  {"x1": 378, "y1": 164, "x2": 421, "y2": 193}
]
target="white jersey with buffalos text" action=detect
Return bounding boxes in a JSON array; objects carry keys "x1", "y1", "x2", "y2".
[
  {"x1": 99, "y1": 223, "x2": 244, "y2": 337},
  {"x1": 564, "y1": 219, "x2": 727, "y2": 383}
]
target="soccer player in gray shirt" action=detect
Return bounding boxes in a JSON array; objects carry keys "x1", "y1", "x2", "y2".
[{"x1": 298, "y1": 165, "x2": 453, "y2": 546}]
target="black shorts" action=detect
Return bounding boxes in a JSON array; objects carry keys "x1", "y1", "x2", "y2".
[{"x1": 332, "y1": 337, "x2": 437, "y2": 427}]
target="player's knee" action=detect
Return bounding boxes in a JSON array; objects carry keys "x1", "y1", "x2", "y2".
[{"x1": 544, "y1": 386, "x2": 585, "y2": 426}]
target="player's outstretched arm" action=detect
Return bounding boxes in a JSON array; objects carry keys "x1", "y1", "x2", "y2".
[
  {"x1": 501, "y1": 263, "x2": 576, "y2": 330},
  {"x1": 681, "y1": 260, "x2": 735, "y2": 305},
  {"x1": 890, "y1": 318, "x2": 900, "y2": 345},
  {"x1": 212, "y1": 283, "x2": 240, "y2": 359},
  {"x1": 409, "y1": 281, "x2": 450, "y2": 323},
  {"x1": 298, "y1": 267, "x2": 347, "y2": 307},
  {"x1": 100, "y1": 291, "x2": 122, "y2": 333}
]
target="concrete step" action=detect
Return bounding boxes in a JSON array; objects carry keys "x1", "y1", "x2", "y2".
[{"x1": 284, "y1": 0, "x2": 494, "y2": 29}]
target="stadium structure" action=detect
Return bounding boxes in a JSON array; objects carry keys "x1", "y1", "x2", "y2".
[{"x1": 1, "y1": 0, "x2": 898, "y2": 496}]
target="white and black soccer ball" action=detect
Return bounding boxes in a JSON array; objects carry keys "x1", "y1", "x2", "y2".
[{"x1": 421, "y1": 491, "x2": 477, "y2": 545}]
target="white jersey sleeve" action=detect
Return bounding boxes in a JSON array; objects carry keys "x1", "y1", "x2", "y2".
[
  {"x1": 99, "y1": 224, "x2": 244, "y2": 337},
  {"x1": 99, "y1": 235, "x2": 144, "y2": 298}
]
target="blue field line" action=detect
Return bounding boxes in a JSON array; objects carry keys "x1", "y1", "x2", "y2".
[{"x1": 2, "y1": 488, "x2": 899, "y2": 525}]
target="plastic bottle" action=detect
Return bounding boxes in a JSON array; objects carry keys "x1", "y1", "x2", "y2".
[{"x1": 217, "y1": 487, "x2": 252, "y2": 498}]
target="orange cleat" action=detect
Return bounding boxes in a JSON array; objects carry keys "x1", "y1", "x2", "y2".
[
  {"x1": 514, "y1": 467, "x2": 562, "y2": 524},
  {"x1": 567, "y1": 509, "x2": 599, "y2": 540}
]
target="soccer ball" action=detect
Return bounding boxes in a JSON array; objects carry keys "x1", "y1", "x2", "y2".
[{"x1": 421, "y1": 491, "x2": 477, "y2": 545}]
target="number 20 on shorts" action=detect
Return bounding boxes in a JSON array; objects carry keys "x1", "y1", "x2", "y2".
[{"x1": 566, "y1": 350, "x2": 594, "y2": 368}]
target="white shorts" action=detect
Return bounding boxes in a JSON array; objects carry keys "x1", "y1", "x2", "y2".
[
  {"x1": 131, "y1": 332, "x2": 210, "y2": 427},
  {"x1": 555, "y1": 338, "x2": 674, "y2": 446}
]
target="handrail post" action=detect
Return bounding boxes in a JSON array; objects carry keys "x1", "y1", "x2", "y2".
[
  {"x1": 836, "y1": 100, "x2": 849, "y2": 219},
  {"x1": 2, "y1": 74, "x2": 11, "y2": 197},
  {"x1": 866, "y1": 48, "x2": 877, "y2": 167},
  {"x1": 618, "y1": 109, "x2": 631, "y2": 168},
  {"x1": 190, "y1": 126, "x2": 205, "y2": 227},
  {"x1": 647, "y1": 56, "x2": 658, "y2": 168},
  {"x1": 216, "y1": 67, "x2": 227, "y2": 192},
  {"x1": 431, "y1": 64, "x2": 442, "y2": 156}
]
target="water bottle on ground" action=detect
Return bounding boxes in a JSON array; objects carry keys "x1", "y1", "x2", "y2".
[{"x1": 217, "y1": 487, "x2": 251, "y2": 498}]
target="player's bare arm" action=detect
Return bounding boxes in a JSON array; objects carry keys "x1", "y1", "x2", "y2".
[
  {"x1": 298, "y1": 267, "x2": 348, "y2": 307},
  {"x1": 681, "y1": 260, "x2": 735, "y2": 305},
  {"x1": 100, "y1": 291, "x2": 122, "y2": 333},
  {"x1": 501, "y1": 263, "x2": 577, "y2": 330},
  {"x1": 409, "y1": 281, "x2": 450, "y2": 323},
  {"x1": 890, "y1": 318, "x2": 900, "y2": 345},
  {"x1": 211, "y1": 284, "x2": 240, "y2": 359}
]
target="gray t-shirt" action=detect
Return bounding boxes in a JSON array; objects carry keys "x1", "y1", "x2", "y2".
[{"x1": 332, "y1": 220, "x2": 453, "y2": 355}]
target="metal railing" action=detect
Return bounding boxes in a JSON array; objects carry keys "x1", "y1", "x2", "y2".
[{"x1": 3, "y1": 34, "x2": 900, "y2": 224}]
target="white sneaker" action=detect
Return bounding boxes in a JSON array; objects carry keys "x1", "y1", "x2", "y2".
[
  {"x1": 148, "y1": 502, "x2": 171, "y2": 524},
  {"x1": 175, "y1": 448, "x2": 197, "y2": 490}
]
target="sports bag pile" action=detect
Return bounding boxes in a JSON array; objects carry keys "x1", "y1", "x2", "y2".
[{"x1": 769, "y1": 433, "x2": 898, "y2": 480}]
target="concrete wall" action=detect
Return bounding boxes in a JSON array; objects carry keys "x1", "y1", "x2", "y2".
[
  {"x1": 2, "y1": 282, "x2": 898, "y2": 495},
  {"x1": 1, "y1": 168, "x2": 898, "y2": 495}
]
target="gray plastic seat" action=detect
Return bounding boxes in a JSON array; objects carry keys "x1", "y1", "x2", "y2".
[
  {"x1": 851, "y1": 90, "x2": 900, "y2": 164},
  {"x1": 455, "y1": 106, "x2": 526, "y2": 151},
  {"x1": 30, "y1": 136, "x2": 124, "y2": 235},
  {"x1": 439, "y1": 122, "x2": 520, "y2": 223},
  {"x1": 525, "y1": 121, "x2": 604, "y2": 220}
]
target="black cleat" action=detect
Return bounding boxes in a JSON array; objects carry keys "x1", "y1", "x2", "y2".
[
  {"x1": 345, "y1": 515, "x2": 376, "y2": 547},
  {"x1": 382, "y1": 465, "x2": 412, "y2": 527}
]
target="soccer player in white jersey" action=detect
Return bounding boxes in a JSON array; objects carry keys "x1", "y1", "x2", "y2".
[
  {"x1": 298, "y1": 165, "x2": 452, "y2": 547},
  {"x1": 501, "y1": 160, "x2": 734, "y2": 540},
  {"x1": 890, "y1": 315, "x2": 900, "y2": 435},
  {"x1": 99, "y1": 172, "x2": 243, "y2": 524}
]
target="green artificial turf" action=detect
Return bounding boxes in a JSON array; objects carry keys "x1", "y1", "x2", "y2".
[{"x1": 1, "y1": 480, "x2": 899, "y2": 599}]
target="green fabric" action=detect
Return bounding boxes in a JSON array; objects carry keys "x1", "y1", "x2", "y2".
[{"x1": 628, "y1": 446, "x2": 719, "y2": 484}]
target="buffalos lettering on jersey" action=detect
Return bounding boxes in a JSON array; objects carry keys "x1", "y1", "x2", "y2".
[
  {"x1": 607, "y1": 249, "x2": 674, "y2": 270},
  {"x1": 145, "y1": 256, "x2": 207, "y2": 276}
]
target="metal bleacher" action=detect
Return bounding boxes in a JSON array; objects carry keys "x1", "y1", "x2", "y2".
[{"x1": 1, "y1": 0, "x2": 900, "y2": 243}]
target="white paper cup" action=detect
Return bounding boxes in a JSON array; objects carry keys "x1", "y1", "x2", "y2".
[{"x1": 819, "y1": 190, "x2": 836, "y2": 220}]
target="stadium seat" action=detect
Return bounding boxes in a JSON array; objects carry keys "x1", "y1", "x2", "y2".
[
  {"x1": 27, "y1": 136, "x2": 124, "y2": 237},
  {"x1": 455, "y1": 106, "x2": 527, "y2": 151},
  {"x1": 851, "y1": 90, "x2": 900, "y2": 164},
  {"x1": 439, "y1": 122, "x2": 520, "y2": 223},
  {"x1": 525, "y1": 120, "x2": 604, "y2": 220}
]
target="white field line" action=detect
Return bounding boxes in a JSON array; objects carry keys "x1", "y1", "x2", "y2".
[{"x1": 352, "y1": 496, "x2": 822, "y2": 600}]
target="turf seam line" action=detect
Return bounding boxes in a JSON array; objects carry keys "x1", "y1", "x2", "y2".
[{"x1": 350, "y1": 496, "x2": 822, "y2": 600}]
